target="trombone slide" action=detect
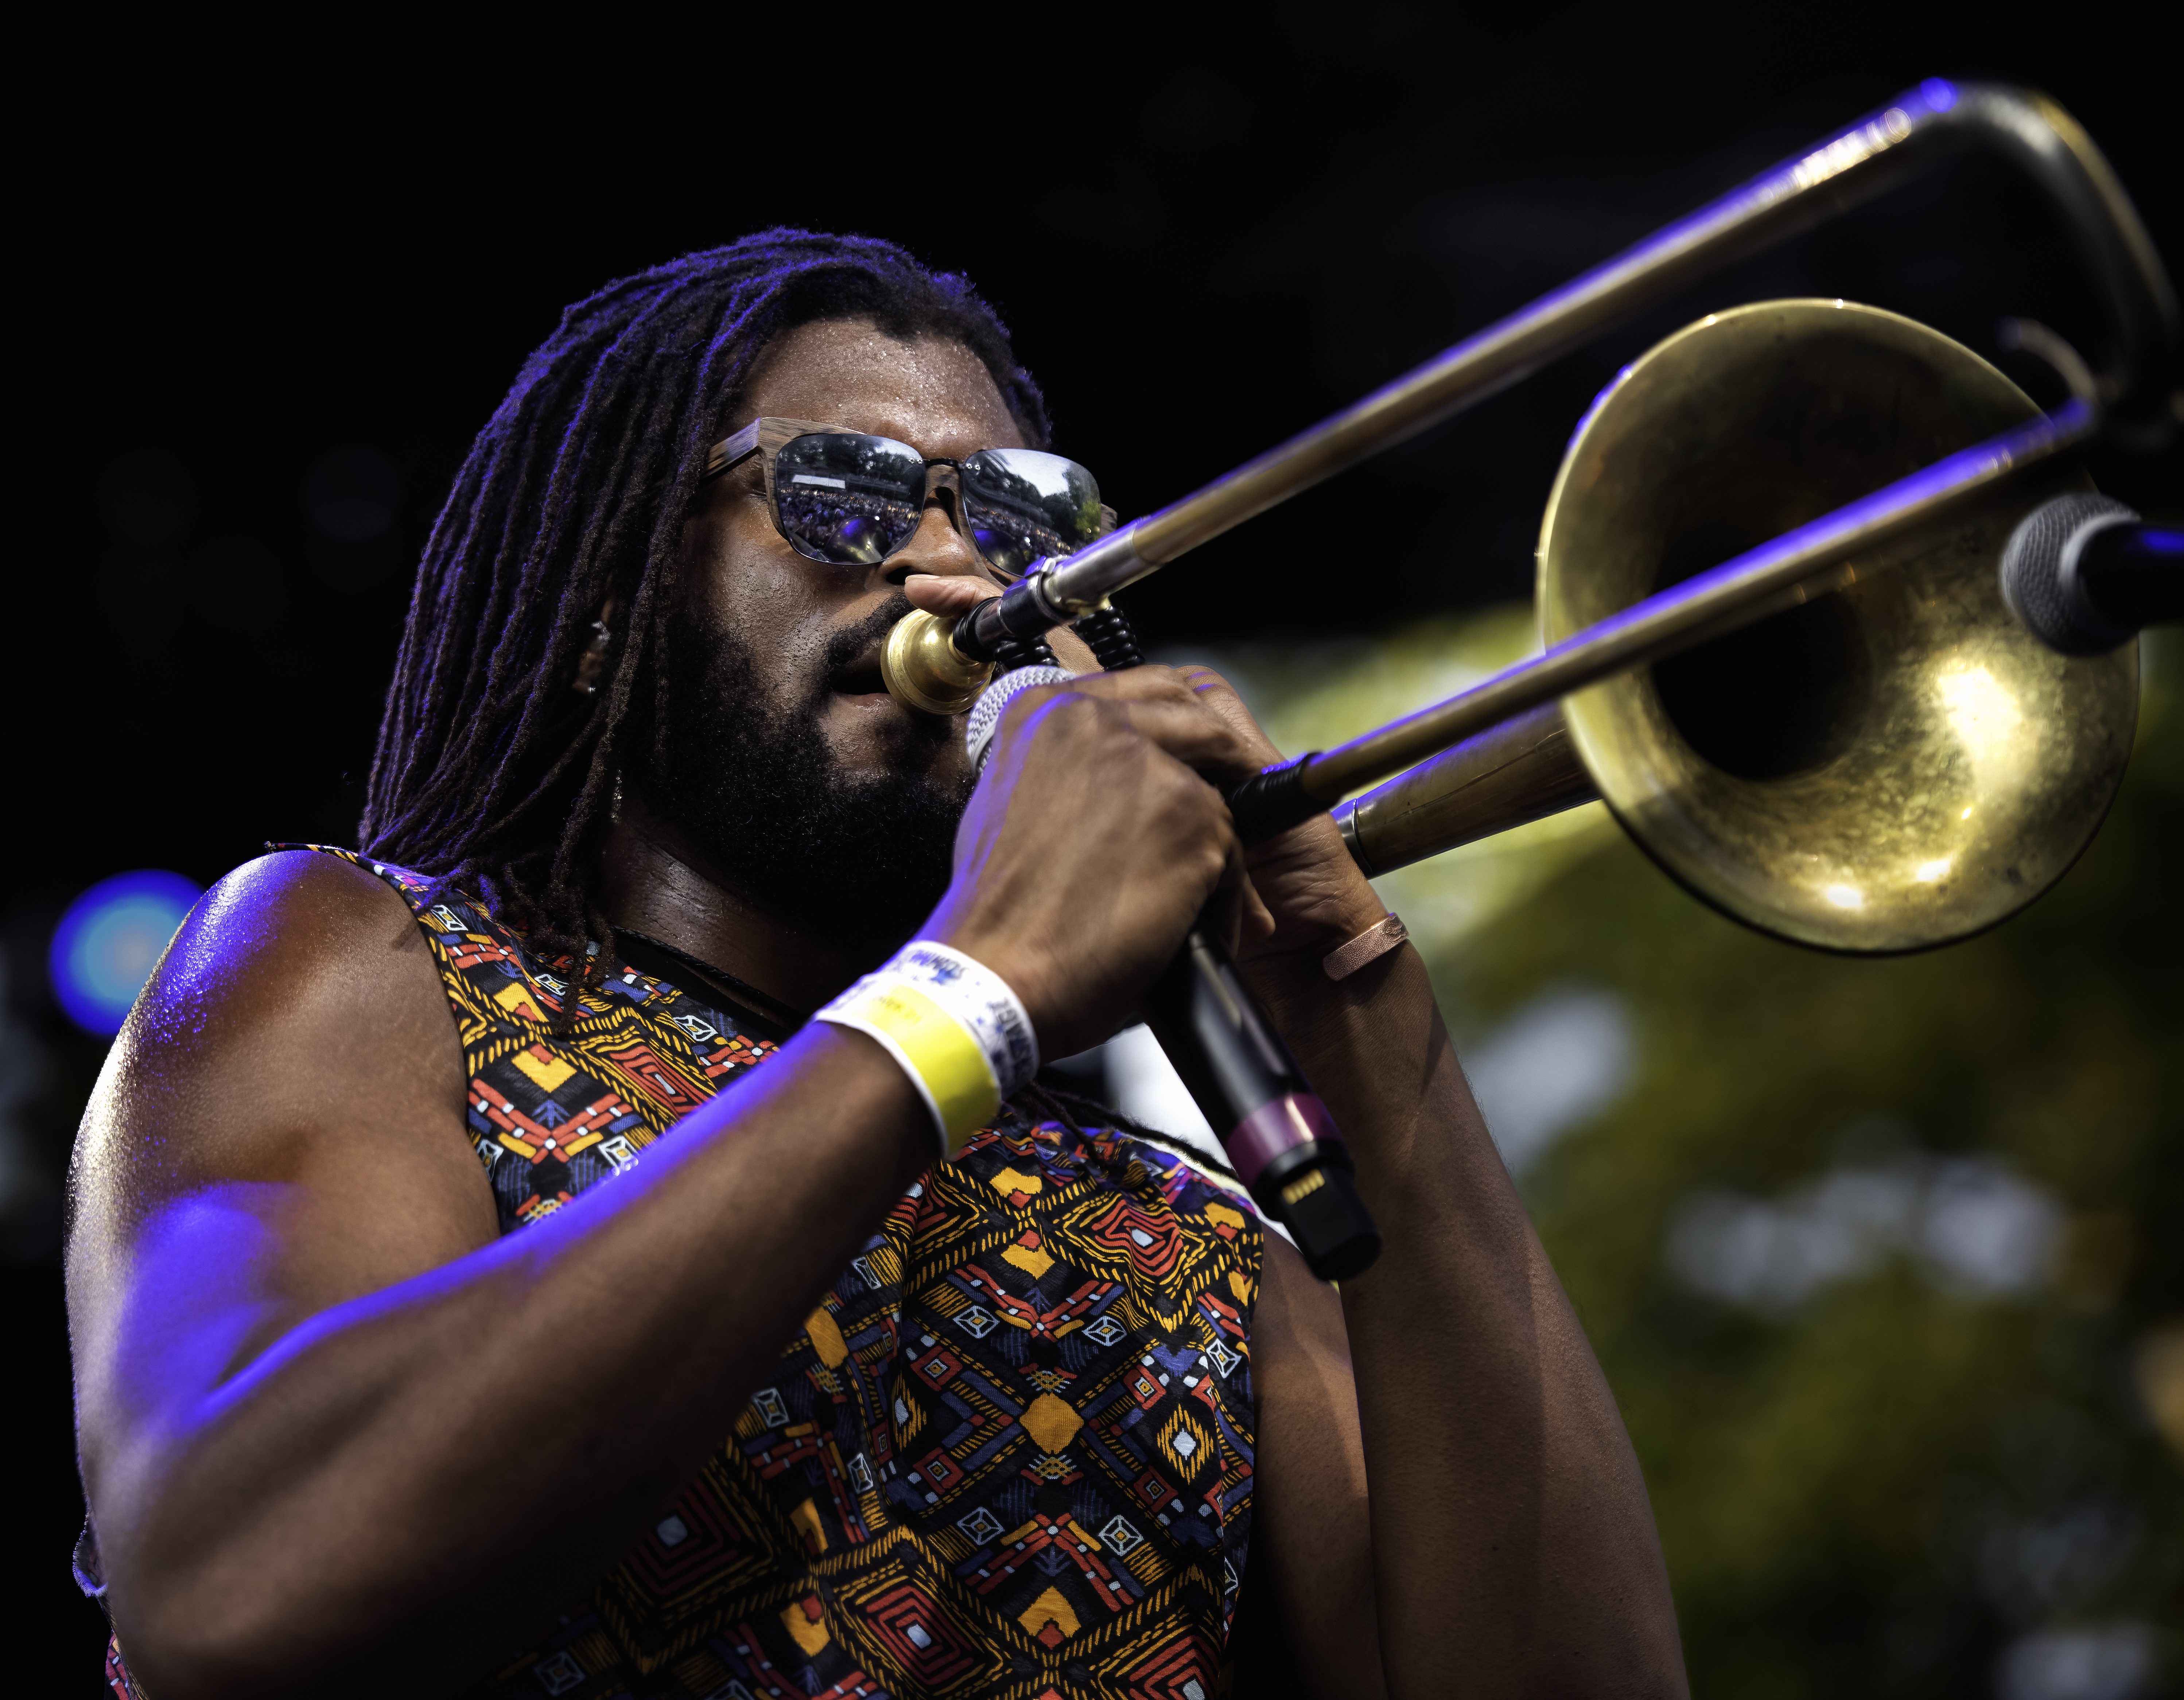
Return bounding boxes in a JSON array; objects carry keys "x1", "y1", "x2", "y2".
[{"x1": 1335, "y1": 703, "x2": 1596, "y2": 878}]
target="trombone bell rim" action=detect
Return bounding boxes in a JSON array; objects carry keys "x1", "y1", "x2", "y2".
[{"x1": 1538, "y1": 299, "x2": 2139, "y2": 954}]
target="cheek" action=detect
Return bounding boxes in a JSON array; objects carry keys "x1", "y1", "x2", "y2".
[{"x1": 691, "y1": 512, "x2": 839, "y2": 684}]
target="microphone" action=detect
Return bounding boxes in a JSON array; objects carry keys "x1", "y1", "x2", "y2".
[
  {"x1": 2001, "y1": 494, "x2": 2184, "y2": 655},
  {"x1": 965, "y1": 665, "x2": 1074, "y2": 773},
  {"x1": 965, "y1": 649, "x2": 1382, "y2": 1283}
]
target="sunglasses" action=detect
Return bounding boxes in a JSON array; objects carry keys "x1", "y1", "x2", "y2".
[{"x1": 703, "y1": 416, "x2": 1114, "y2": 577}]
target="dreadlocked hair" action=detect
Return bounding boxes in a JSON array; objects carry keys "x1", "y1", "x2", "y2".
[{"x1": 359, "y1": 230, "x2": 1050, "y2": 1023}]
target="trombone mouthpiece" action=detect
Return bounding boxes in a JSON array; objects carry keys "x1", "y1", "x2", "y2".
[{"x1": 880, "y1": 610, "x2": 993, "y2": 716}]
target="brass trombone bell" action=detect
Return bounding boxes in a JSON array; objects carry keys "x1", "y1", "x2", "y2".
[
  {"x1": 1337, "y1": 301, "x2": 2140, "y2": 952},
  {"x1": 870, "y1": 80, "x2": 2171, "y2": 954}
]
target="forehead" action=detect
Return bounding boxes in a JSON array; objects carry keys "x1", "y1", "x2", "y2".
[{"x1": 738, "y1": 319, "x2": 1025, "y2": 458}]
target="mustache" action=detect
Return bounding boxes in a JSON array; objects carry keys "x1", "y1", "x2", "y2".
[
  {"x1": 825, "y1": 591, "x2": 914, "y2": 678},
  {"x1": 809, "y1": 591, "x2": 955, "y2": 750}
]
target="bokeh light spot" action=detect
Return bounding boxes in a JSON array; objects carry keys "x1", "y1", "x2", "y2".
[{"x1": 48, "y1": 870, "x2": 203, "y2": 1036}]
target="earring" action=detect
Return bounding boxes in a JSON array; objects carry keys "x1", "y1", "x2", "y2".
[{"x1": 572, "y1": 598, "x2": 618, "y2": 697}]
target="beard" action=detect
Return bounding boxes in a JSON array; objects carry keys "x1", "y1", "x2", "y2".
[{"x1": 636, "y1": 596, "x2": 972, "y2": 953}]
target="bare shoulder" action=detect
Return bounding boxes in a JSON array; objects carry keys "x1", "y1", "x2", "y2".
[
  {"x1": 134, "y1": 848, "x2": 446, "y2": 1038},
  {"x1": 68, "y1": 849, "x2": 490, "y2": 1364},
  {"x1": 75, "y1": 849, "x2": 461, "y2": 1166}
]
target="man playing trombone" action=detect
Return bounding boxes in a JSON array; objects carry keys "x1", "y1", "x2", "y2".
[{"x1": 68, "y1": 232, "x2": 1687, "y2": 1699}]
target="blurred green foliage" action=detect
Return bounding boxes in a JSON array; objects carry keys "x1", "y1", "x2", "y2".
[{"x1": 1208, "y1": 620, "x2": 2184, "y2": 1695}]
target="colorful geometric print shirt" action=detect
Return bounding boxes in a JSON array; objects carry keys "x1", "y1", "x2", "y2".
[{"x1": 102, "y1": 845, "x2": 1263, "y2": 1700}]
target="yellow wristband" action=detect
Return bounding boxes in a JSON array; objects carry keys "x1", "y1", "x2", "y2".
[{"x1": 816, "y1": 943, "x2": 1035, "y2": 1159}]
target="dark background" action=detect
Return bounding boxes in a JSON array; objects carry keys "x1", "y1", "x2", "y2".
[{"x1": 7, "y1": 4, "x2": 2178, "y2": 1687}]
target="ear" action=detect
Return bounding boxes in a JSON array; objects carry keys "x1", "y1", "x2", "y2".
[{"x1": 571, "y1": 597, "x2": 620, "y2": 697}]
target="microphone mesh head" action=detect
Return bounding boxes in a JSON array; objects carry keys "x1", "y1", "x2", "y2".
[
  {"x1": 2000, "y1": 493, "x2": 2139, "y2": 656},
  {"x1": 965, "y1": 666, "x2": 1076, "y2": 774}
]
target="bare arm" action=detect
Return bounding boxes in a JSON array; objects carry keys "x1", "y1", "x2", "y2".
[
  {"x1": 1187, "y1": 667, "x2": 1687, "y2": 1699},
  {"x1": 70, "y1": 851, "x2": 941, "y2": 1697},
  {"x1": 1261, "y1": 950, "x2": 1684, "y2": 1697},
  {"x1": 72, "y1": 670, "x2": 1273, "y2": 1698}
]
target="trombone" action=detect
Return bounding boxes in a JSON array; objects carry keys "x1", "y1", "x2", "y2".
[{"x1": 885, "y1": 78, "x2": 2178, "y2": 955}]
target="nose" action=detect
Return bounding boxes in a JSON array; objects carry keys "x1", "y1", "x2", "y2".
[{"x1": 883, "y1": 470, "x2": 990, "y2": 586}]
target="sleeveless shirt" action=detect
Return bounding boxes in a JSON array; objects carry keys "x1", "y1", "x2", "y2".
[{"x1": 100, "y1": 846, "x2": 1262, "y2": 1700}]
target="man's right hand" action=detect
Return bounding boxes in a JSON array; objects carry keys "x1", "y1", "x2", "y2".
[{"x1": 923, "y1": 666, "x2": 1271, "y2": 1060}]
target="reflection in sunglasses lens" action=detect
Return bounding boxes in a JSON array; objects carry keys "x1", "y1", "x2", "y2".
[
  {"x1": 775, "y1": 433, "x2": 926, "y2": 564},
  {"x1": 768, "y1": 435, "x2": 1101, "y2": 571},
  {"x1": 779, "y1": 489, "x2": 917, "y2": 564},
  {"x1": 962, "y1": 450, "x2": 1102, "y2": 574},
  {"x1": 966, "y1": 507, "x2": 1063, "y2": 575}
]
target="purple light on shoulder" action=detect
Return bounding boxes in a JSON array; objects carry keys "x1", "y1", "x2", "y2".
[{"x1": 1920, "y1": 78, "x2": 1958, "y2": 113}]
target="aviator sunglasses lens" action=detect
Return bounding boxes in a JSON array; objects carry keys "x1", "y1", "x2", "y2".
[
  {"x1": 960, "y1": 449, "x2": 1103, "y2": 576},
  {"x1": 773, "y1": 433, "x2": 927, "y2": 565}
]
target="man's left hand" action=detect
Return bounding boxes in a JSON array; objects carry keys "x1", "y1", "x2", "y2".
[{"x1": 1166, "y1": 663, "x2": 1388, "y2": 975}]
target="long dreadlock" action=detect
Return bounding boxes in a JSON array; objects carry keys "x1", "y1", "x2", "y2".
[{"x1": 358, "y1": 231, "x2": 1050, "y2": 1015}]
